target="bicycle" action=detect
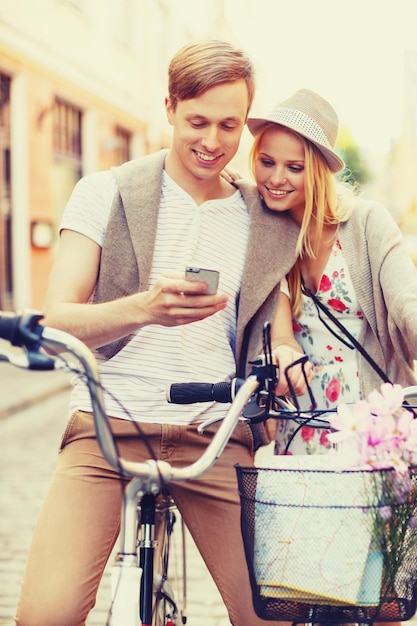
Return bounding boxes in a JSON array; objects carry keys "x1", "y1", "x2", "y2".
[
  {"x1": 0, "y1": 309, "x2": 270, "y2": 626},
  {"x1": 2, "y1": 310, "x2": 417, "y2": 626}
]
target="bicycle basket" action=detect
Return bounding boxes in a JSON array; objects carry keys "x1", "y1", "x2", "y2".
[{"x1": 236, "y1": 464, "x2": 417, "y2": 624}]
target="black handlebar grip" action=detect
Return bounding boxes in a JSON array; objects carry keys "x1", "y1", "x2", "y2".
[
  {"x1": 167, "y1": 382, "x2": 223, "y2": 404},
  {"x1": 0, "y1": 309, "x2": 44, "y2": 349},
  {"x1": 213, "y1": 379, "x2": 245, "y2": 402},
  {"x1": 166, "y1": 379, "x2": 245, "y2": 404}
]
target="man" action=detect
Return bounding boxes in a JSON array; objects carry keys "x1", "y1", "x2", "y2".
[{"x1": 16, "y1": 40, "x2": 302, "y2": 625}]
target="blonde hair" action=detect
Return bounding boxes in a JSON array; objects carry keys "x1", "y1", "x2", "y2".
[
  {"x1": 250, "y1": 123, "x2": 355, "y2": 316},
  {"x1": 168, "y1": 40, "x2": 255, "y2": 113}
]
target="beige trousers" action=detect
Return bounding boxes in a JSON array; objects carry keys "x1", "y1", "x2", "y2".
[{"x1": 15, "y1": 410, "x2": 283, "y2": 626}]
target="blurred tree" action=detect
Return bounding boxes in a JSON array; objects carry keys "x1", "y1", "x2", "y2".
[{"x1": 336, "y1": 127, "x2": 371, "y2": 187}]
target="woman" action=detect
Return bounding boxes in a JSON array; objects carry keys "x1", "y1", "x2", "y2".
[
  {"x1": 244, "y1": 88, "x2": 417, "y2": 626},
  {"x1": 246, "y1": 88, "x2": 417, "y2": 455}
]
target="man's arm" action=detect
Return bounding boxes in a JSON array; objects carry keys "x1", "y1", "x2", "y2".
[{"x1": 42, "y1": 229, "x2": 229, "y2": 349}]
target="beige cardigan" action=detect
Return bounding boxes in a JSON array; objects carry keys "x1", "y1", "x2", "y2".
[{"x1": 338, "y1": 199, "x2": 417, "y2": 394}]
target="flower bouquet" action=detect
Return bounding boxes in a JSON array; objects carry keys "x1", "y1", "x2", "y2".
[{"x1": 328, "y1": 383, "x2": 417, "y2": 602}]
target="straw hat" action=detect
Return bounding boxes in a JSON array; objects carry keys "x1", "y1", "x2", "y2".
[{"x1": 247, "y1": 88, "x2": 345, "y2": 173}]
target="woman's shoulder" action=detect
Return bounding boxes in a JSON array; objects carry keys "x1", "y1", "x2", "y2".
[
  {"x1": 344, "y1": 197, "x2": 396, "y2": 229},
  {"x1": 340, "y1": 198, "x2": 404, "y2": 262}
]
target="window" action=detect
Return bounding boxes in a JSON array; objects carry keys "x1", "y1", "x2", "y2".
[
  {"x1": 114, "y1": 126, "x2": 131, "y2": 165},
  {"x1": 51, "y1": 97, "x2": 82, "y2": 228},
  {"x1": 53, "y1": 97, "x2": 82, "y2": 161}
]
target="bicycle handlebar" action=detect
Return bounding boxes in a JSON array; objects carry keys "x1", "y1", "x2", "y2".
[{"x1": 0, "y1": 309, "x2": 262, "y2": 487}]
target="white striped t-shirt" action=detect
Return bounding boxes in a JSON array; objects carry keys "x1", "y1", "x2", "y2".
[{"x1": 60, "y1": 169, "x2": 250, "y2": 424}]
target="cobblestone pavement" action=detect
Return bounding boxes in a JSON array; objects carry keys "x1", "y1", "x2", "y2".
[{"x1": 0, "y1": 383, "x2": 231, "y2": 626}]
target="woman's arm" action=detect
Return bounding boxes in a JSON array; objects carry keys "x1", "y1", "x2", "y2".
[{"x1": 271, "y1": 291, "x2": 313, "y2": 396}]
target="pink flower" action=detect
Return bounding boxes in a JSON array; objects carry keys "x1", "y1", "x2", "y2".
[
  {"x1": 328, "y1": 298, "x2": 346, "y2": 312},
  {"x1": 319, "y1": 275, "x2": 332, "y2": 292},
  {"x1": 325, "y1": 377, "x2": 340, "y2": 403},
  {"x1": 292, "y1": 321, "x2": 302, "y2": 332},
  {"x1": 331, "y1": 383, "x2": 416, "y2": 474},
  {"x1": 379, "y1": 506, "x2": 393, "y2": 520},
  {"x1": 329, "y1": 400, "x2": 372, "y2": 439},
  {"x1": 368, "y1": 383, "x2": 404, "y2": 418},
  {"x1": 404, "y1": 419, "x2": 417, "y2": 464},
  {"x1": 366, "y1": 413, "x2": 396, "y2": 448}
]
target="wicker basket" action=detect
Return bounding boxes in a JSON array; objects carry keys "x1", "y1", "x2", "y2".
[{"x1": 236, "y1": 464, "x2": 417, "y2": 624}]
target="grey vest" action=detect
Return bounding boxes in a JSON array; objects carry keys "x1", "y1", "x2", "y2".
[{"x1": 94, "y1": 150, "x2": 300, "y2": 447}]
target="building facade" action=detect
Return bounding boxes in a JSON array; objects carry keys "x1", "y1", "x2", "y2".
[
  {"x1": 365, "y1": 49, "x2": 417, "y2": 263},
  {"x1": 0, "y1": 0, "x2": 230, "y2": 309}
]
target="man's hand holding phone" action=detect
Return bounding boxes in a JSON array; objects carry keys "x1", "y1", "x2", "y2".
[{"x1": 139, "y1": 269, "x2": 226, "y2": 329}]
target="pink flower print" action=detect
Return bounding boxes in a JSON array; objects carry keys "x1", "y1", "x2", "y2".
[
  {"x1": 319, "y1": 275, "x2": 332, "y2": 292},
  {"x1": 326, "y1": 345, "x2": 333, "y2": 351},
  {"x1": 332, "y1": 271, "x2": 339, "y2": 278},
  {"x1": 320, "y1": 430, "x2": 331, "y2": 448},
  {"x1": 356, "y1": 310, "x2": 364, "y2": 319},
  {"x1": 335, "y1": 356, "x2": 343, "y2": 362},
  {"x1": 325, "y1": 377, "x2": 341, "y2": 403},
  {"x1": 292, "y1": 321, "x2": 302, "y2": 332},
  {"x1": 301, "y1": 426, "x2": 315, "y2": 442},
  {"x1": 328, "y1": 298, "x2": 346, "y2": 313}
]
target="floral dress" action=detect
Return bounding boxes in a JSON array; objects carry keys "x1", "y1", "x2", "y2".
[{"x1": 275, "y1": 239, "x2": 364, "y2": 455}]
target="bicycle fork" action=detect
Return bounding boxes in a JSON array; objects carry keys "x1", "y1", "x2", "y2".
[
  {"x1": 110, "y1": 478, "x2": 179, "y2": 626},
  {"x1": 110, "y1": 477, "x2": 144, "y2": 626},
  {"x1": 139, "y1": 492, "x2": 156, "y2": 626}
]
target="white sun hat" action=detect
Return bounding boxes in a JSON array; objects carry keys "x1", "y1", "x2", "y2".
[{"x1": 247, "y1": 88, "x2": 345, "y2": 173}]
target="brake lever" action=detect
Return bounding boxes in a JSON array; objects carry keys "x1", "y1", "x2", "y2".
[
  {"x1": 197, "y1": 413, "x2": 247, "y2": 434},
  {"x1": 0, "y1": 309, "x2": 61, "y2": 370},
  {"x1": 284, "y1": 355, "x2": 316, "y2": 411}
]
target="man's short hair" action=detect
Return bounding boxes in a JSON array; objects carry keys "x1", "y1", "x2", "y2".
[{"x1": 168, "y1": 39, "x2": 255, "y2": 114}]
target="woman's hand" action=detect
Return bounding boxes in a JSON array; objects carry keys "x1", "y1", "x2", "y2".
[
  {"x1": 220, "y1": 166, "x2": 242, "y2": 184},
  {"x1": 273, "y1": 344, "x2": 313, "y2": 397}
]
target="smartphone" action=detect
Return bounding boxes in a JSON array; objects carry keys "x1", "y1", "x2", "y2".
[{"x1": 185, "y1": 266, "x2": 219, "y2": 295}]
